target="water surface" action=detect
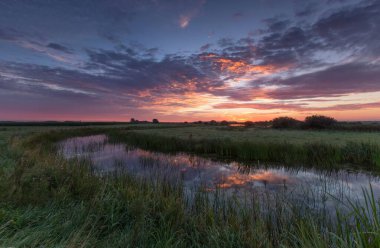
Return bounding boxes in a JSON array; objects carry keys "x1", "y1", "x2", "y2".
[{"x1": 59, "y1": 135, "x2": 380, "y2": 211}]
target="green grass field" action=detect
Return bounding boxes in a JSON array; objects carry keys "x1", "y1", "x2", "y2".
[
  {"x1": 133, "y1": 125, "x2": 380, "y2": 145},
  {"x1": 1, "y1": 125, "x2": 380, "y2": 247},
  {"x1": 109, "y1": 125, "x2": 380, "y2": 168}
]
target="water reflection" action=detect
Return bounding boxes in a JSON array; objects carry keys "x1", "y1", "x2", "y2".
[{"x1": 59, "y1": 135, "x2": 380, "y2": 210}]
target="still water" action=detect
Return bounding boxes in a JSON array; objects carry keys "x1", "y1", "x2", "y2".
[{"x1": 59, "y1": 135, "x2": 380, "y2": 210}]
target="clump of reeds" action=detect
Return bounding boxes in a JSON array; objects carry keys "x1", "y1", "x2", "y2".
[
  {"x1": 108, "y1": 130, "x2": 380, "y2": 168},
  {"x1": 1, "y1": 128, "x2": 380, "y2": 247}
]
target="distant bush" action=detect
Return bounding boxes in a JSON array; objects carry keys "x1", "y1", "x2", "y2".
[
  {"x1": 244, "y1": 121, "x2": 254, "y2": 127},
  {"x1": 272, "y1": 117, "x2": 301, "y2": 129},
  {"x1": 152, "y1": 119, "x2": 159, "y2": 124},
  {"x1": 209, "y1": 120, "x2": 217, "y2": 125},
  {"x1": 304, "y1": 115, "x2": 337, "y2": 129},
  {"x1": 220, "y1": 120, "x2": 229, "y2": 125}
]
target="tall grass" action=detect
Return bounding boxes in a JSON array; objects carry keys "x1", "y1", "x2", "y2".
[
  {"x1": 0, "y1": 128, "x2": 380, "y2": 247},
  {"x1": 108, "y1": 130, "x2": 380, "y2": 168}
]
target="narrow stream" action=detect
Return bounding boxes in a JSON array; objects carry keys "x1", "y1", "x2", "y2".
[{"x1": 59, "y1": 134, "x2": 380, "y2": 212}]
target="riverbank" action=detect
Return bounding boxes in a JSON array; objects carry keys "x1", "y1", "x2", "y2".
[
  {"x1": 0, "y1": 126, "x2": 380, "y2": 247},
  {"x1": 109, "y1": 126, "x2": 380, "y2": 168}
]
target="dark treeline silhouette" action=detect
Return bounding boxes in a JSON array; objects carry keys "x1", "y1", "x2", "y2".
[
  {"x1": 188, "y1": 115, "x2": 380, "y2": 132},
  {"x1": 271, "y1": 115, "x2": 337, "y2": 129},
  {"x1": 2, "y1": 116, "x2": 379, "y2": 131},
  {"x1": 271, "y1": 115, "x2": 338, "y2": 129}
]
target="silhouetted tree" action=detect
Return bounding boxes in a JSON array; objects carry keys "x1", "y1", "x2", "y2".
[
  {"x1": 304, "y1": 115, "x2": 337, "y2": 129},
  {"x1": 209, "y1": 120, "x2": 217, "y2": 125},
  {"x1": 272, "y1": 117, "x2": 301, "y2": 129},
  {"x1": 220, "y1": 120, "x2": 229, "y2": 125},
  {"x1": 244, "y1": 121, "x2": 254, "y2": 127},
  {"x1": 152, "y1": 118, "x2": 159, "y2": 124}
]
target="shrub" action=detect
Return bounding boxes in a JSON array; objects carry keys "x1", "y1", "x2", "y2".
[
  {"x1": 304, "y1": 115, "x2": 337, "y2": 129},
  {"x1": 244, "y1": 121, "x2": 254, "y2": 127},
  {"x1": 152, "y1": 119, "x2": 159, "y2": 124},
  {"x1": 272, "y1": 117, "x2": 301, "y2": 129}
]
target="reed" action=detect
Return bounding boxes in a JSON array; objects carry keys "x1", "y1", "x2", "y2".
[
  {"x1": 0, "y1": 127, "x2": 380, "y2": 247},
  {"x1": 108, "y1": 130, "x2": 380, "y2": 168}
]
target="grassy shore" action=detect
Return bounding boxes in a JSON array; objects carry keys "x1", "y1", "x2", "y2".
[
  {"x1": 131, "y1": 125, "x2": 380, "y2": 145},
  {"x1": 0, "y1": 125, "x2": 380, "y2": 247},
  {"x1": 109, "y1": 125, "x2": 380, "y2": 168}
]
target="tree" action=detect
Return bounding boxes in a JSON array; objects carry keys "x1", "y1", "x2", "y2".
[
  {"x1": 152, "y1": 118, "x2": 159, "y2": 124},
  {"x1": 220, "y1": 120, "x2": 229, "y2": 125},
  {"x1": 272, "y1": 117, "x2": 301, "y2": 129},
  {"x1": 244, "y1": 121, "x2": 254, "y2": 127},
  {"x1": 209, "y1": 120, "x2": 217, "y2": 125},
  {"x1": 304, "y1": 115, "x2": 337, "y2": 129}
]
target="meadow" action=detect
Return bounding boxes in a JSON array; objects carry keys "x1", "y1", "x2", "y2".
[
  {"x1": 0, "y1": 124, "x2": 380, "y2": 247},
  {"x1": 112, "y1": 125, "x2": 380, "y2": 168}
]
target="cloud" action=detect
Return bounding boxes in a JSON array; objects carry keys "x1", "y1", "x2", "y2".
[
  {"x1": 213, "y1": 100, "x2": 380, "y2": 112},
  {"x1": 262, "y1": 17, "x2": 291, "y2": 33},
  {"x1": 179, "y1": 15, "x2": 191, "y2": 28},
  {"x1": 46, "y1": 43, "x2": 73, "y2": 54},
  {"x1": 265, "y1": 62, "x2": 380, "y2": 99},
  {"x1": 213, "y1": 102, "x2": 305, "y2": 110},
  {"x1": 0, "y1": 28, "x2": 22, "y2": 41},
  {"x1": 1, "y1": 0, "x2": 380, "y2": 120},
  {"x1": 178, "y1": 0, "x2": 205, "y2": 28},
  {"x1": 233, "y1": 11, "x2": 244, "y2": 19}
]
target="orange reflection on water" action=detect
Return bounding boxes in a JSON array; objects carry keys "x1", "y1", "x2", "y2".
[{"x1": 217, "y1": 171, "x2": 291, "y2": 189}]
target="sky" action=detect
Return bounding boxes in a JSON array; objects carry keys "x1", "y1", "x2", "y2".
[{"x1": 0, "y1": 0, "x2": 380, "y2": 122}]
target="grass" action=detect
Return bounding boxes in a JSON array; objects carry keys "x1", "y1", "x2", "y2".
[
  {"x1": 132, "y1": 126, "x2": 380, "y2": 146},
  {"x1": 108, "y1": 126, "x2": 380, "y2": 168},
  {"x1": 0, "y1": 125, "x2": 380, "y2": 247}
]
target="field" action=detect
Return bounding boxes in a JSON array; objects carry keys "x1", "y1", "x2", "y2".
[
  {"x1": 132, "y1": 125, "x2": 380, "y2": 145},
  {"x1": 112, "y1": 125, "x2": 380, "y2": 168},
  {"x1": 1, "y1": 124, "x2": 380, "y2": 247}
]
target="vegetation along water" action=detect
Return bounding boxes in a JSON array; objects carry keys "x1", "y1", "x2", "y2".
[{"x1": 1, "y1": 123, "x2": 380, "y2": 247}]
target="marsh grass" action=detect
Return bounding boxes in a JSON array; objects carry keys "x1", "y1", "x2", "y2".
[
  {"x1": 108, "y1": 130, "x2": 380, "y2": 168},
  {"x1": 0, "y1": 127, "x2": 380, "y2": 247}
]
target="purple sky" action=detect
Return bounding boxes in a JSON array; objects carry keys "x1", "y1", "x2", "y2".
[{"x1": 1, "y1": 0, "x2": 380, "y2": 121}]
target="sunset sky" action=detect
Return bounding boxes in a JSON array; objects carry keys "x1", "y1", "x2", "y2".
[{"x1": 1, "y1": 0, "x2": 379, "y2": 122}]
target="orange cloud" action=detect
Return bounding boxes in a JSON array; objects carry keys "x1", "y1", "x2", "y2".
[{"x1": 200, "y1": 53, "x2": 280, "y2": 76}]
